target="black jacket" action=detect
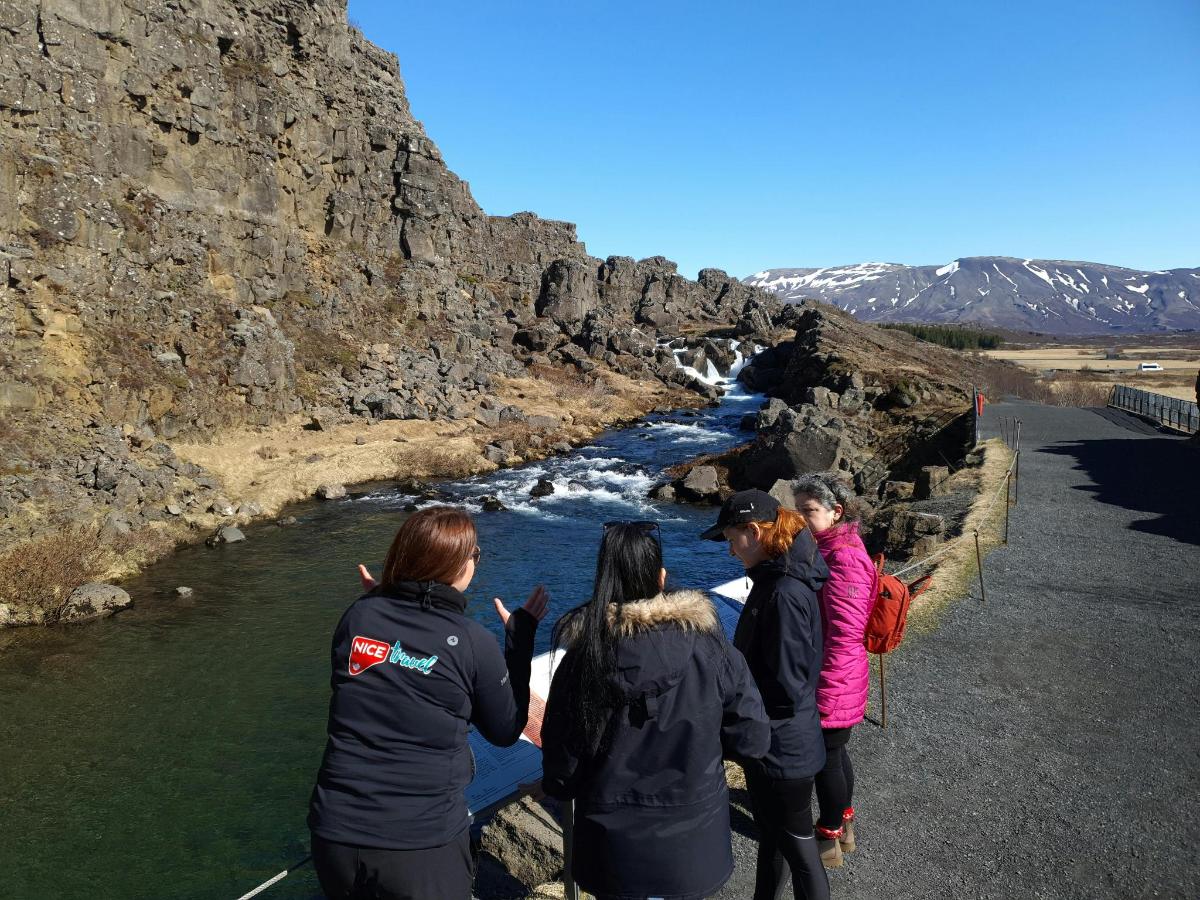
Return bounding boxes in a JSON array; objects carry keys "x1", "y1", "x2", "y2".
[
  {"x1": 308, "y1": 580, "x2": 536, "y2": 849},
  {"x1": 733, "y1": 528, "x2": 830, "y2": 780},
  {"x1": 541, "y1": 590, "x2": 770, "y2": 900}
]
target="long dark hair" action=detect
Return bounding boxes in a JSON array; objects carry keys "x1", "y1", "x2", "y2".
[{"x1": 550, "y1": 523, "x2": 663, "y2": 757}]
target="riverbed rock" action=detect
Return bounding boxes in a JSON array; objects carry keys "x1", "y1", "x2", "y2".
[
  {"x1": 175, "y1": 586, "x2": 195, "y2": 598},
  {"x1": 651, "y1": 483, "x2": 676, "y2": 502},
  {"x1": 681, "y1": 465, "x2": 721, "y2": 500},
  {"x1": 316, "y1": 483, "x2": 348, "y2": 501},
  {"x1": 59, "y1": 583, "x2": 132, "y2": 623},
  {"x1": 217, "y1": 526, "x2": 246, "y2": 544},
  {"x1": 530, "y1": 479, "x2": 555, "y2": 498},
  {"x1": 481, "y1": 496, "x2": 506, "y2": 512}
]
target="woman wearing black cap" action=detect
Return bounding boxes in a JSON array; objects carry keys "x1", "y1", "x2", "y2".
[{"x1": 702, "y1": 489, "x2": 832, "y2": 900}]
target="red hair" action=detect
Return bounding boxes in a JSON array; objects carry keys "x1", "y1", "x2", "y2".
[
  {"x1": 737, "y1": 507, "x2": 808, "y2": 558},
  {"x1": 381, "y1": 506, "x2": 477, "y2": 587}
]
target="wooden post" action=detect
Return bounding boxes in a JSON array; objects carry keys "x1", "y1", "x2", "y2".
[
  {"x1": 1013, "y1": 449, "x2": 1020, "y2": 506},
  {"x1": 1004, "y1": 470, "x2": 1012, "y2": 544},
  {"x1": 563, "y1": 800, "x2": 580, "y2": 900},
  {"x1": 878, "y1": 654, "x2": 887, "y2": 729},
  {"x1": 974, "y1": 530, "x2": 986, "y2": 602}
]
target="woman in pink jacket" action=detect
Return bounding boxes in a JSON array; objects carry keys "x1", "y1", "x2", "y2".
[{"x1": 793, "y1": 473, "x2": 876, "y2": 869}]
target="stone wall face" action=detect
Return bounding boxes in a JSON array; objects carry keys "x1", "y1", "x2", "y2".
[{"x1": 0, "y1": 0, "x2": 779, "y2": 551}]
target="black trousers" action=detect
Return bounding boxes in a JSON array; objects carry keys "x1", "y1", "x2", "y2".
[
  {"x1": 744, "y1": 763, "x2": 829, "y2": 900},
  {"x1": 311, "y1": 831, "x2": 474, "y2": 900},
  {"x1": 814, "y1": 726, "x2": 855, "y2": 831}
]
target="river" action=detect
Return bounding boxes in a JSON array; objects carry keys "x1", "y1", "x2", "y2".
[{"x1": 0, "y1": 354, "x2": 761, "y2": 899}]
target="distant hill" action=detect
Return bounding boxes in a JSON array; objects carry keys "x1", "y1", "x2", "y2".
[{"x1": 744, "y1": 258, "x2": 1200, "y2": 334}]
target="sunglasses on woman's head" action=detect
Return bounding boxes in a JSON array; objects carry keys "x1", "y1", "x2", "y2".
[
  {"x1": 603, "y1": 520, "x2": 662, "y2": 543},
  {"x1": 471, "y1": 546, "x2": 481, "y2": 563}
]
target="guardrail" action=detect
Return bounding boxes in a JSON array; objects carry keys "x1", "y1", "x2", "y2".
[{"x1": 1108, "y1": 385, "x2": 1198, "y2": 435}]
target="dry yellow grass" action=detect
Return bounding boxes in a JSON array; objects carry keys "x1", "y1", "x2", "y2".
[
  {"x1": 173, "y1": 374, "x2": 694, "y2": 521},
  {"x1": 984, "y1": 347, "x2": 1199, "y2": 372},
  {"x1": 904, "y1": 438, "x2": 1015, "y2": 632}
]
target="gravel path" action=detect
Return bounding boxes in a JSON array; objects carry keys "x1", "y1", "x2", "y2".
[{"x1": 716, "y1": 401, "x2": 1200, "y2": 900}]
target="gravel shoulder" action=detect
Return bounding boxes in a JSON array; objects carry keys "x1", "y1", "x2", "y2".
[{"x1": 716, "y1": 401, "x2": 1200, "y2": 900}]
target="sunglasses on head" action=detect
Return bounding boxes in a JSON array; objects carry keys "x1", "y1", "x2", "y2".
[
  {"x1": 470, "y1": 546, "x2": 481, "y2": 563},
  {"x1": 603, "y1": 520, "x2": 662, "y2": 543}
]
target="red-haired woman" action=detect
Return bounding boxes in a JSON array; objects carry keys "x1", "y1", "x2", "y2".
[
  {"x1": 702, "y1": 489, "x2": 831, "y2": 900},
  {"x1": 308, "y1": 506, "x2": 549, "y2": 899}
]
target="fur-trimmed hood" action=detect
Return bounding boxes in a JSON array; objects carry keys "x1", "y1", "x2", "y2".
[
  {"x1": 557, "y1": 590, "x2": 722, "y2": 647},
  {"x1": 607, "y1": 589, "x2": 720, "y2": 639}
]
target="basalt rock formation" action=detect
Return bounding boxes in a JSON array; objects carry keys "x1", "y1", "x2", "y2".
[
  {"x1": 667, "y1": 302, "x2": 979, "y2": 503},
  {"x1": 0, "y1": 0, "x2": 780, "y2": 614}
]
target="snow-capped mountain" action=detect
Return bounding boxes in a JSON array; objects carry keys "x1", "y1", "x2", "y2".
[{"x1": 744, "y1": 258, "x2": 1200, "y2": 334}]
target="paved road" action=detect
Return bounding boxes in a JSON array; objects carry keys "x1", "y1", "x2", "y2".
[{"x1": 716, "y1": 402, "x2": 1200, "y2": 900}]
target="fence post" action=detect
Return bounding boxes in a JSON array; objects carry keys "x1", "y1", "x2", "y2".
[
  {"x1": 878, "y1": 654, "x2": 887, "y2": 729},
  {"x1": 1004, "y1": 469, "x2": 1011, "y2": 544},
  {"x1": 974, "y1": 530, "x2": 986, "y2": 603},
  {"x1": 563, "y1": 800, "x2": 579, "y2": 900}
]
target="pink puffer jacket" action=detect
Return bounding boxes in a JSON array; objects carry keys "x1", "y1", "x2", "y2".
[{"x1": 812, "y1": 523, "x2": 876, "y2": 728}]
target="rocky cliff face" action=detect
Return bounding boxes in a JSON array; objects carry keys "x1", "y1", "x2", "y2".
[{"x1": 0, "y1": 0, "x2": 779, "y2": 588}]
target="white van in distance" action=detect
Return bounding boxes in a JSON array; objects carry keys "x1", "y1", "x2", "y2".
[{"x1": 1137, "y1": 362, "x2": 1164, "y2": 372}]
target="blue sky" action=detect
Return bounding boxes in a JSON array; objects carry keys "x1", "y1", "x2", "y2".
[{"x1": 348, "y1": 0, "x2": 1200, "y2": 279}]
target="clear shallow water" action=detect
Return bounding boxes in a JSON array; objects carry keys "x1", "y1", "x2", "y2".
[{"x1": 0, "y1": 375, "x2": 761, "y2": 900}]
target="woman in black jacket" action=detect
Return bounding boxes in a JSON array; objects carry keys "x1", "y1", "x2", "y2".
[
  {"x1": 540, "y1": 521, "x2": 770, "y2": 900},
  {"x1": 308, "y1": 506, "x2": 549, "y2": 899},
  {"x1": 702, "y1": 490, "x2": 832, "y2": 900}
]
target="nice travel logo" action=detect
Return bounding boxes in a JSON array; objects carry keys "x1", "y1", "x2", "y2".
[{"x1": 348, "y1": 635, "x2": 440, "y2": 677}]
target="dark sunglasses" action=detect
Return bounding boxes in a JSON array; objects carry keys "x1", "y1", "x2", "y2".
[
  {"x1": 603, "y1": 520, "x2": 662, "y2": 543},
  {"x1": 470, "y1": 546, "x2": 481, "y2": 563}
]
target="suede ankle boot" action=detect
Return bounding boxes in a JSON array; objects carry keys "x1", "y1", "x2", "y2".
[
  {"x1": 840, "y1": 807, "x2": 856, "y2": 853},
  {"x1": 814, "y1": 824, "x2": 844, "y2": 868}
]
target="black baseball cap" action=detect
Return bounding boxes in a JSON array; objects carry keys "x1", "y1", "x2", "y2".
[{"x1": 700, "y1": 489, "x2": 780, "y2": 541}]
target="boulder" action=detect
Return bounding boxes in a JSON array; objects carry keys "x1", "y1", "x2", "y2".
[
  {"x1": 316, "y1": 483, "x2": 347, "y2": 500},
  {"x1": 914, "y1": 466, "x2": 950, "y2": 500},
  {"x1": 483, "y1": 445, "x2": 507, "y2": 465},
  {"x1": 757, "y1": 398, "x2": 790, "y2": 430},
  {"x1": 59, "y1": 583, "x2": 132, "y2": 622},
  {"x1": 651, "y1": 483, "x2": 676, "y2": 502},
  {"x1": 480, "y1": 496, "x2": 506, "y2": 512},
  {"x1": 175, "y1": 586, "x2": 194, "y2": 598},
  {"x1": 309, "y1": 407, "x2": 342, "y2": 431},
  {"x1": 682, "y1": 465, "x2": 720, "y2": 499},
  {"x1": 883, "y1": 481, "x2": 915, "y2": 502},
  {"x1": 529, "y1": 478, "x2": 555, "y2": 498},
  {"x1": 217, "y1": 525, "x2": 246, "y2": 544},
  {"x1": 768, "y1": 478, "x2": 798, "y2": 510},
  {"x1": 526, "y1": 415, "x2": 559, "y2": 432},
  {"x1": 209, "y1": 496, "x2": 236, "y2": 516}
]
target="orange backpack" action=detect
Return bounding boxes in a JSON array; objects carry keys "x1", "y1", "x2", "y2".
[{"x1": 864, "y1": 554, "x2": 933, "y2": 655}]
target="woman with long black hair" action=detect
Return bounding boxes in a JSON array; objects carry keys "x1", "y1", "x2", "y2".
[
  {"x1": 701, "y1": 489, "x2": 832, "y2": 900},
  {"x1": 540, "y1": 521, "x2": 770, "y2": 900},
  {"x1": 308, "y1": 506, "x2": 549, "y2": 899}
]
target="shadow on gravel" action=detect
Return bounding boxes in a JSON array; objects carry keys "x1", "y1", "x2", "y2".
[{"x1": 1041, "y1": 437, "x2": 1200, "y2": 546}]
